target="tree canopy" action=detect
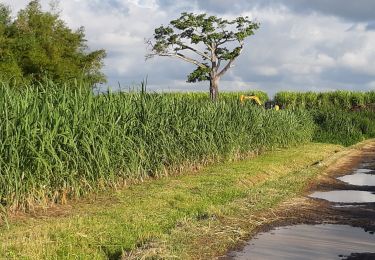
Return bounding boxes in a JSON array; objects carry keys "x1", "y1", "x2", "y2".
[
  {"x1": 0, "y1": 0, "x2": 106, "y2": 85},
  {"x1": 147, "y1": 12, "x2": 259, "y2": 100}
]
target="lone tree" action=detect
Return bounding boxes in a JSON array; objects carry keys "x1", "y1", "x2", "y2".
[{"x1": 146, "y1": 13, "x2": 259, "y2": 100}]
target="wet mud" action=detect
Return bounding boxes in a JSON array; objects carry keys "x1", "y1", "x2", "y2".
[{"x1": 225, "y1": 142, "x2": 375, "y2": 260}]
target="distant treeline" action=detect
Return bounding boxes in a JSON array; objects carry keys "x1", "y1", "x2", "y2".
[{"x1": 0, "y1": 1, "x2": 106, "y2": 84}]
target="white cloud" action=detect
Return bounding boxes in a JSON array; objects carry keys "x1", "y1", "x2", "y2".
[
  {"x1": 253, "y1": 66, "x2": 280, "y2": 76},
  {"x1": 368, "y1": 81, "x2": 375, "y2": 89},
  {"x1": 341, "y1": 52, "x2": 368, "y2": 69}
]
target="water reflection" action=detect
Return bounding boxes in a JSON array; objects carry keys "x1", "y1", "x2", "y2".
[
  {"x1": 338, "y1": 172, "x2": 375, "y2": 186},
  {"x1": 229, "y1": 225, "x2": 375, "y2": 260},
  {"x1": 309, "y1": 190, "x2": 375, "y2": 203}
]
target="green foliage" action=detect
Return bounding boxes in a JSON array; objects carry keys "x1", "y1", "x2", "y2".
[
  {"x1": 312, "y1": 109, "x2": 362, "y2": 146},
  {"x1": 223, "y1": 90, "x2": 269, "y2": 104},
  {"x1": 158, "y1": 90, "x2": 269, "y2": 105},
  {"x1": 308, "y1": 106, "x2": 375, "y2": 146},
  {"x1": 0, "y1": 1, "x2": 106, "y2": 85},
  {"x1": 274, "y1": 91, "x2": 375, "y2": 147},
  {"x1": 187, "y1": 66, "x2": 211, "y2": 82},
  {"x1": 275, "y1": 91, "x2": 375, "y2": 110},
  {"x1": 147, "y1": 12, "x2": 259, "y2": 84},
  {"x1": 0, "y1": 4, "x2": 11, "y2": 26},
  {"x1": 0, "y1": 4, "x2": 21, "y2": 80},
  {"x1": 0, "y1": 81, "x2": 312, "y2": 209}
]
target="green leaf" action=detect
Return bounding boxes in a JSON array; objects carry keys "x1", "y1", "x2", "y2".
[{"x1": 187, "y1": 66, "x2": 211, "y2": 83}]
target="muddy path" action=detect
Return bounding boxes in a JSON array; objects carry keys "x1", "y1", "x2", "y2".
[{"x1": 224, "y1": 141, "x2": 375, "y2": 260}]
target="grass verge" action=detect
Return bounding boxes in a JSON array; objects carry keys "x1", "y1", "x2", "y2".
[{"x1": 0, "y1": 143, "x2": 343, "y2": 259}]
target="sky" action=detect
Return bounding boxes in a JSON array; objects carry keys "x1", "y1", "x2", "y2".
[{"x1": 3, "y1": 0, "x2": 375, "y2": 95}]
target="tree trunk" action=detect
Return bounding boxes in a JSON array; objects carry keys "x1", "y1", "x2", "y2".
[{"x1": 210, "y1": 76, "x2": 219, "y2": 101}]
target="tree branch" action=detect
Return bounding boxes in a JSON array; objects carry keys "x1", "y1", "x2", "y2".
[
  {"x1": 217, "y1": 42, "x2": 243, "y2": 77},
  {"x1": 160, "y1": 52, "x2": 208, "y2": 69},
  {"x1": 146, "y1": 38, "x2": 209, "y2": 67},
  {"x1": 180, "y1": 44, "x2": 211, "y2": 60},
  {"x1": 191, "y1": 27, "x2": 214, "y2": 52},
  {"x1": 217, "y1": 60, "x2": 234, "y2": 78},
  {"x1": 218, "y1": 38, "x2": 237, "y2": 45}
]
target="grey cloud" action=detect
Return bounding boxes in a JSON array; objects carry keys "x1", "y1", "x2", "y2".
[
  {"x1": 156, "y1": 0, "x2": 261, "y2": 14},
  {"x1": 366, "y1": 21, "x2": 375, "y2": 30},
  {"x1": 281, "y1": 0, "x2": 375, "y2": 22},
  {"x1": 238, "y1": 72, "x2": 284, "y2": 83},
  {"x1": 321, "y1": 68, "x2": 375, "y2": 85},
  {"x1": 88, "y1": 1, "x2": 129, "y2": 14},
  {"x1": 157, "y1": 0, "x2": 375, "y2": 22}
]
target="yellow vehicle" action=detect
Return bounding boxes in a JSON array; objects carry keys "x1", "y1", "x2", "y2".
[{"x1": 240, "y1": 95, "x2": 280, "y2": 111}]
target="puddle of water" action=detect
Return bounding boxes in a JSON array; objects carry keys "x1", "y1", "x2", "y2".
[
  {"x1": 341, "y1": 253, "x2": 375, "y2": 260},
  {"x1": 309, "y1": 190, "x2": 375, "y2": 203},
  {"x1": 338, "y1": 173, "x2": 375, "y2": 186},
  {"x1": 229, "y1": 225, "x2": 375, "y2": 260}
]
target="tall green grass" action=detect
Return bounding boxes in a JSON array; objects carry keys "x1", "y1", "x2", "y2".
[
  {"x1": 275, "y1": 91, "x2": 375, "y2": 109},
  {"x1": 311, "y1": 108, "x2": 375, "y2": 146},
  {"x1": 161, "y1": 90, "x2": 269, "y2": 104},
  {"x1": 273, "y1": 91, "x2": 375, "y2": 147},
  {"x1": 0, "y1": 81, "x2": 314, "y2": 210}
]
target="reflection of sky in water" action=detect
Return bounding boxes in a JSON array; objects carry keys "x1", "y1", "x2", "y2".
[
  {"x1": 309, "y1": 190, "x2": 375, "y2": 203},
  {"x1": 338, "y1": 172, "x2": 375, "y2": 186},
  {"x1": 231, "y1": 225, "x2": 375, "y2": 260}
]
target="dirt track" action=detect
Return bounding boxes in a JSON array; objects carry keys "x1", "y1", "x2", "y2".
[{"x1": 225, "y1": 140, "x2": 375, "y2": 259}]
